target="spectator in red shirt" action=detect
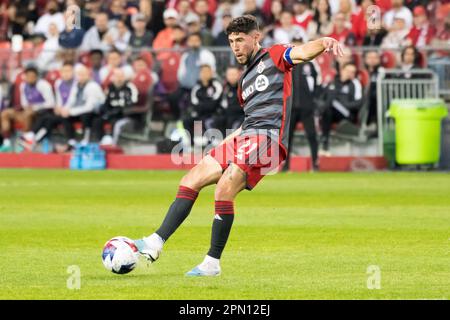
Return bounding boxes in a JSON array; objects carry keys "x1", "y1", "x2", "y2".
[
  {"x1": 352, "y1": 0, "x2": 377, "y2": 45},
  {"x1": 406, "y1": 5, "x2": 436, "y2": 47},
  {"x1": 328, "y1": 12, "x2": 357, "y2": 46},
  {"x1": 293, "y1": 0, "x2": 313, "y2": 30},
  {"x1": 153, "y1": 8, "x2": 179, "y2": 60}
]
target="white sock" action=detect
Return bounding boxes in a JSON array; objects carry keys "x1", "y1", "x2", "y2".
[
  {"x1": 199, "y1": 255, "x2": 220, "y2": 270},
  {"x1": 144, "y1": 233, "x2": 164, "y2": 251},
  {"x1": 2, "y1": 139, "x2": 11, "y2": 147}
]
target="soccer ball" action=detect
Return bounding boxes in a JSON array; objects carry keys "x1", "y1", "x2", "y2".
[{"x1": 102, "y1": 236, "x2": 139, "y2": 274}]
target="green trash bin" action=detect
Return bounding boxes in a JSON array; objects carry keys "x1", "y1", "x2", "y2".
[{"x1": 389, "y1": 99, "x2": 448, "y2": 165}]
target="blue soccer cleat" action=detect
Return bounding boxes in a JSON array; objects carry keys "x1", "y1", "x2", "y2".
[{"x1": 186, "y1": 264, "x2": 221, "y2": 277}]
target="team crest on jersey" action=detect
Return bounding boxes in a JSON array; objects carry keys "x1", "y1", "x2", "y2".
[
  {"x1": 257, "y1": 60, "x2": 266, "y2": 74},
  {"x1": 255, "y1": 75, "x2": 269, "y2": 92}
]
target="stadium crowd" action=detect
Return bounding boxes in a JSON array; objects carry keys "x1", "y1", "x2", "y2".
[{"x1": 0, "y1": 0, "x2": 448, "y2": 158}]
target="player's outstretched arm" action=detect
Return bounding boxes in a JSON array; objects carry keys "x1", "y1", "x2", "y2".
[{"x1": 289, "y1": 37, "x2": 344, "y2": 64}]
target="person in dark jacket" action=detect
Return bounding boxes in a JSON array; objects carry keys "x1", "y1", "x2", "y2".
[
  {"x1": 218, "y1": 66, "x2": 244, "y2": 136},
  {"x1": 58, "y1": 4, "x2": 85, "y2": 49},
  {"x1": 320, "y1": 62, "x2": 363, "y2": 154},
  {"x1": 183, "y1": 64, "x2": 222, "y2": 146},
  {"x1": 284, "y1": 37, "x2": 320, "y2": 171},
  {"x1": 363, "y1": 50, "x2": 382, "y2": 128},
  {"x1": 93, "y1": 67, "x2": 139, "y2": 145}
]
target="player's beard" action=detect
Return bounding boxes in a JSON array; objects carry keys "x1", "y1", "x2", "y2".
[{"x1": 236, "y1": 52, "x2": 252, "y2": 66}]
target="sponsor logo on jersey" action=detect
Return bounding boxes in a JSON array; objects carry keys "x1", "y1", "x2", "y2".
[
  {"x1": 257, "y1": 60, "x2": 266, "y2": 74},
  {"x1": 255, "y1": 75, "x2": 269, "y2": 92},
  {"x1": 241, "y1": 75, "x2": 270, "y2": 101}
]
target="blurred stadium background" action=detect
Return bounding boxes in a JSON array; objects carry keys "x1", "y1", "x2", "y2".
[
  {"x1": 0, "y1": 0, "x2": 448, "y2": 171},
  {"x1": 0, "y1": 0, "x2": 449, "y2": 300}
]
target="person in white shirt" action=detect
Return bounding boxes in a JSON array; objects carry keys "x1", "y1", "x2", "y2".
[
  {"x1": 59, "y1": 64, "x2": 105, "y2": 145},
  {"x1": 33, "y1": 0, "x2": 65, "y2": 37},
  {"x1": 80, "y1": 12, "x2": 118, "y2": 52},
  {"x1": 273, "y1": 10, "x2": 308, "y2": 45},
  {"x1": 382, "y1": 0, "x2": 413, "y2": 30},
  {"x1": 381, "y1": 16, "x2": 410, "y2": 49},
  {"x1": 37, "y1": 23, "x2": 61, "y2": 72}
]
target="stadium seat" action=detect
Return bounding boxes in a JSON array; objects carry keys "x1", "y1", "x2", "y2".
[
  {"x1": 139, "y1": 51, "x2": 154, "y2": 70},
  {"x1": 418, "y1": 51, "x2": 427, "y2": 68},
  {"x1": 45, "y1": 70, "x2": 61, "y2": 88},
  {"x1": 132, "y1": 70, "x2": 154, "y2": 107},
  {"x1": 381, "y1": 51, "x2": 397, "y2": 69},
  {"x1": 358, "y1": 69, "x2": 370, "y2": 88},
  {"x1": 11, "y1": 71, "x2": 25, "y2": 109}
]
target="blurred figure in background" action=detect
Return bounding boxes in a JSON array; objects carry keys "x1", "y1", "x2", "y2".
[
  {"x1": 194, "y1": 0, "x2": 213, "y2": 30},
  {"x1": 153, "y1": 8, "x2": 179, "y2": 59},
  {"x1": 57, "y1": 64, "x2": 105, "y2": 146},
  {"x1": 183, "y1": 64, "x2": 222, "y2": 146},
  {"x1": 129, "y1": 12, "x2": 154, "y2": 49},
  {"x1": 33, "y1": 0, "x2": 65, "y2": 37},
  {"x1": 406, "y1": 6, "x2": 436, "y2": 48},
  {"x1": 170, "y1": 32, "x2": 216, "y2": 119},
  {"x1": 363, "y1": 50, "x2": 382, "y2": 130},
  {"x1": 319, "y1": 62, "x2": 363, "y2": 155},
  {"x1": 307, "y1": 0, "x2": 333, "y2": 40},
  {"x1": 99, "y1": 49, "x2": 134, "y2": 90},
  {"x1": 274, "y1": 10, "x2": 308, "y2": 44},
  {"x1": 382, "y1": 0, "x2": 413, "y2": 31},
  {"x1": 284, "y1": 36, "x2": 320, "y2": 171},
  {"x1": 94, "y1": 67, "x2": 139, "y2": 146},
  {"x1": 213, "y1": 13, "x2": 232, "y2": 46},
  {"x1": 217, "y1": 66, "x2": 244, "y2": 136},
  {"x1": 20, "y1": 63, "x2": 76, "y2": 150},
  {"x1": 328, "y1": 12, "x2": 356, "y2": 46},
  {"x1": 88, "y1": 49, "x2": 105, "y2": 85},
  {"x1": 185, "y1": 12, "x2": 214, "y2": 46},
  {"x1": 381, "y1": 16, "x2": 411, "y2": 49},
  {"x1": 0, "y1": 66, "x2": 54, "y2": 152},
  {"x1": 80, "y1": 12, "x2": 116, "y2": 52},
  {"x1": 293, "y1": 0, "x2": 313, "y2": 30},
  {"x1": 37, "y1": 23, "x2": 61, "y2": 72}
]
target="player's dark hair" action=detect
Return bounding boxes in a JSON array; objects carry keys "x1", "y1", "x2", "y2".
[{"x1": 226, "y1": 15, "x2": 259, "y2": 35}]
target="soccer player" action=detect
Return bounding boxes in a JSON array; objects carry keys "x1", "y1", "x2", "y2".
[{"x1": 134, "y1": 15, "x2": 343, "y2": 276}]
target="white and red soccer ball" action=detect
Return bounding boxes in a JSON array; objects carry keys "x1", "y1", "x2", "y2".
[{"x1": 102, "y1": 236, "x2": 139, "y2": 274}]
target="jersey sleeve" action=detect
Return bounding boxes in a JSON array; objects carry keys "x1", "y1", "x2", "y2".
[{"x1": 268, "y1": 44, "x2": 295, "y2": 73}]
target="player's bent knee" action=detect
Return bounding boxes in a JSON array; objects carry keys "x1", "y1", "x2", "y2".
[{"x1": 180, "y1": 156, "x2": 222, "y2": 191}]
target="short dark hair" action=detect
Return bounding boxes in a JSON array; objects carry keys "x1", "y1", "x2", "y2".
[
  {"x1": 187, "y1": 32, "x2": 202, "y2": 40},
  {"x1": 90, "y1": 49, "x2": 104, "y2": 57},
  {"x1": 226, "y1": 15, "x2": 259, "y2": 35},
  {"x1": 342, "y1": 62, "x2": 357, "y2": 70},
  {"x1": 24, "y1": 66, "x2": 39, "y2": 75}
]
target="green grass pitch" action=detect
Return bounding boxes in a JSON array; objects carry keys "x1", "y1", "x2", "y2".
[{"x1": 0, "y1": 169, "x2": 449, "y2": 299}]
